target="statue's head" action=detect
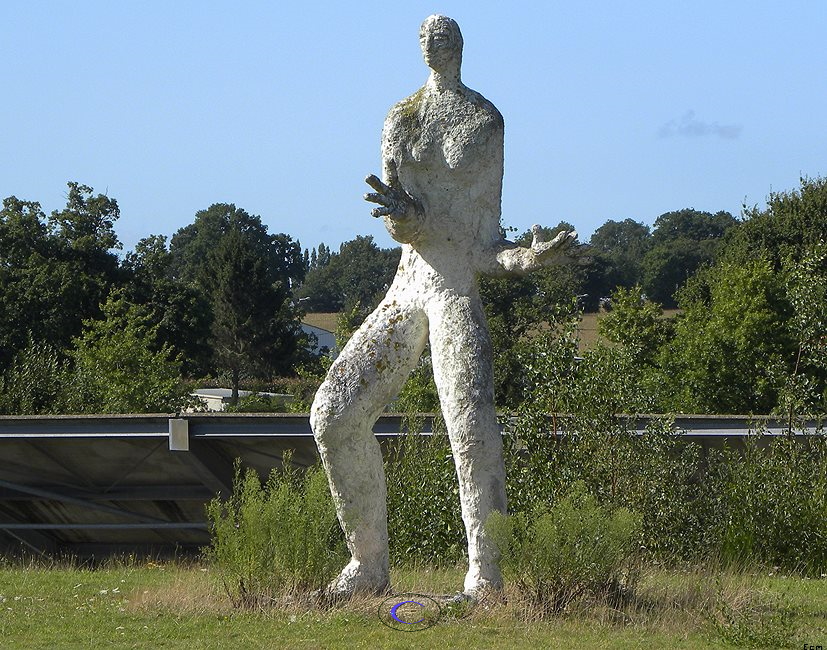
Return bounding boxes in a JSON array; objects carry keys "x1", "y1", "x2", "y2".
[{"x1": 420, "y1": 14, "x2": 463, "y2": 74}]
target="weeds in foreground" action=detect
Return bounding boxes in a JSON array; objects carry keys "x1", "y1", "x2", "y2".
[
  {"x1": 706, "y1": 580, "x2": 797, "y2": 649},
  {"x1": 204, "y1": 453, "x2": 347, "y2": 608},
  {"x1": 487, "y1": 481, "x2": 642, "y2": 617}
]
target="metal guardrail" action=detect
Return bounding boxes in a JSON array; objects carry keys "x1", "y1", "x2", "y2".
[{"x1": 0, "y1": 413, "x2": 822, "y2": 557}]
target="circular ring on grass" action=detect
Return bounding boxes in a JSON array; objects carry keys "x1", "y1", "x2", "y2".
[{"x1": 377, "y1": 593, "x2": 441, "y2": 631}]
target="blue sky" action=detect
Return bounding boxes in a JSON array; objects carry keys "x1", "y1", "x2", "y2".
[{"x1": 2, "y1": 1, "x2": 825, "y2": 255}]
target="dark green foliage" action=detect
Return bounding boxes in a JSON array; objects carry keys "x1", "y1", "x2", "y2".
[
  {"x1": 210, "y1": 227, "x2": 307, "y2": 400},
  {"x1": 121, "y1": 235, "x2": 213, "y2": 377},
  {"x1": 0, "y1": 184, "x2": 122, "y2": 371},
  {"x1": 169, "y1": 203, "x2": 305, "y2": 292},
  {"x1": 296, "y1": 236, "x2": 400, "y2": 313},
  {"x1": 587, "y1": 218, "x2": 652, "y2": 297},
  {"x1": 168, "y1": 203, "x2": 308, "y2": 388},
  {"x1": 205, "y1": 455, "x2": 347, "y2": 607},
  {"x1": 487, "y1": 482, "x2": 641, "y2": 615},
  {"x1": 641, "y1": 208, "x2": 736, "y2": 307}
]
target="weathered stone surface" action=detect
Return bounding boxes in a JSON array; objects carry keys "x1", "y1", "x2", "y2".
[{"x1": 310, "y1": 14, "x2": 576, "y2": 598}]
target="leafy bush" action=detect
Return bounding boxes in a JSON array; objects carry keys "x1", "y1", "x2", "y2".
[
  {"x1": 66, "y1": 291, "x2": 192, "y2": 413},
  {"x1": 0, "y1": 337, "x2": 69, "y2": 414},
  {"x1": 205, "y1": 453, "x2": 347, "y2": 607},
  {"x1": 488, "y1": 482, "x2": 642, "y2": 615}
]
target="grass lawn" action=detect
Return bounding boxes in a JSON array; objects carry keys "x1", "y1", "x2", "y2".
[{"x1": 1, "y1": 560, "x2": 825, "y2": 649}]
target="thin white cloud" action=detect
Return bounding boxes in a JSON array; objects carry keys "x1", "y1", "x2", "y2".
[{"x1": 658, "y1": 110, "x2": 742, "y2": 140}]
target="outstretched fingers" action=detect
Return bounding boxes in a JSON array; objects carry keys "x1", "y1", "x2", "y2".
[{"x1": 365, "y1": 174, "x2": 390, "y2": 194}]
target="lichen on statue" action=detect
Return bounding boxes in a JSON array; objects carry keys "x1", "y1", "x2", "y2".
[{"x1": 310, "y1": 14, "x2": 576, "y2": 599}]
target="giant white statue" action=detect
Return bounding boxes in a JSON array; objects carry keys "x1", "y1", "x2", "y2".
[{"x1": 310, "y1": 14, "x2": 576, "y2": 598}]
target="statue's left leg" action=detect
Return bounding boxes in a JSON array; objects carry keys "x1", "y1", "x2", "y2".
[{"x1": 428, "y1": 294, "x2": 507, "y2": 596}]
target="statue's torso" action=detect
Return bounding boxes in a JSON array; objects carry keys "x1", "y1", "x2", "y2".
[{"x1": 382, "y1": 83, "x2": 505, "y2": 293}]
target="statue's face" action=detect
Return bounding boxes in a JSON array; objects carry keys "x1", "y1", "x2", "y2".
[{"x1": 419, "y1": 15, "x2": 462, "y2": 73}]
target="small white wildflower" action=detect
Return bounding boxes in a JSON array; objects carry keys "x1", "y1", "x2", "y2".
[
  {"x1": 112, "y1": 588, "x2": 120, "y2": 594},
  {"x1": 99, "y1": 589, "x2": 108, "y2": 595},
  {"x1": 115, "y1": 626, "x2": 125, "y2": 630}
]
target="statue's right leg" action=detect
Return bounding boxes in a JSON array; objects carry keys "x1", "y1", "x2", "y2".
[{"x1": 310, "y1": 298, "x2": 428, "y2": 596}]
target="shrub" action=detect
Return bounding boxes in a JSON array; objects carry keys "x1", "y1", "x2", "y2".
[
  {"x1": 205, "y1": 453, "x2": 347, "y2": 607},
  {"x1": 487, "y1": 482, "x2": 642, "y2": 615},
  {"x1": 0, "y1": 337, "x2": 68, "y2": 414},
  {"x1": 718, "y1": 434, "x2": 827, "y2": 576}
]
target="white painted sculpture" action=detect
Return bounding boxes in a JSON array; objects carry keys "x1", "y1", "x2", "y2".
[{"x1": 310, "y1": 14, "x2": 576, "y2": 598}]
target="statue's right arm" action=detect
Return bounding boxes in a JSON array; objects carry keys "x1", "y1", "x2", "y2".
[{"x1": 363, "y1": 132, "x2": 426, "y2": 245}]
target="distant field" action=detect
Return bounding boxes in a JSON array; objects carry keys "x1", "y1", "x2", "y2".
[{"x1": 302, "y1": 310, "x2": 682, "y2": 352}]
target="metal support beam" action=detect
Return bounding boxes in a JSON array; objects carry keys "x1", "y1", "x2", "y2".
[
  {"x1": 0, "y1": 479, "x2": 171, "y2": 524},
  {"x1": 174, "y1": 441, "x2": 234, "y2": 497},
  {"x1": 0, "y1": 523, "x2": 208, "y2": 530}
]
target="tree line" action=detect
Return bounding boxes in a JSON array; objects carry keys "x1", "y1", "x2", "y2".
[{"x1": 0, "y1": 176, "x2": 825, "y2": 415}]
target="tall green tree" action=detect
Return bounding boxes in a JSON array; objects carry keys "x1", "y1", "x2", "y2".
[
  {"x1": 210, "y1": 227, "x2": 307, "y2": 401},
  {"x1": 122, "y1": 235, "x2": 213, "y2": 376},
  {"x1": 168, "y1": 203, "x2": 307, "y2": 385},
  {"x1": 642, "y1": 209, "x2": 736, "y2": 307},
  {"x1": 659, "y1": 260, "x2": 794, "y2": 414},
  {"x1": 169, "y1": 203, "x2": 305, "y2": 292},
  {"x1": 0, "y1": 183, "x2": 122, "y2": 370},
  {"x1": 588, "y1": 218, "x2": 652, "y2": 296},
  {"x1": 723, "y1": 175, "x2": 827, "y2": 268}
]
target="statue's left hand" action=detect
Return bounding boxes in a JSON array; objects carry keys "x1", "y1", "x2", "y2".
[{"x1": 530, "y1": 225, "x2": 578, "y2": 265}]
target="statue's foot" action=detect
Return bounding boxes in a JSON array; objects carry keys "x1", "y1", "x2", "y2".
[
  {"x1": 326, "y1": 559, "x2": 390, "y2": 599},
  {"x1": 463, "y1": 572, "x2": 502, "y2": 599}
]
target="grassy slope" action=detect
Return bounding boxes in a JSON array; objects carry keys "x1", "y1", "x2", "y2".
[{"x1": 1, "y1": 563, "x2": 824, "y2": 649}]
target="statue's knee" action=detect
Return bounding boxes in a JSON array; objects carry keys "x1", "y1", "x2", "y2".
[
  {"x1": 310, "y1": 385, "x2": 352, "y2": 446},
  {"x1": 309, "y1": 391, "x2": 330, "y2": 443}
]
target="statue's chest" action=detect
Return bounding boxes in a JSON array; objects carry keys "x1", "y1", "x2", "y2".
[{"x1": 393, "y1": 95, "x2": 498, "y2": 170}]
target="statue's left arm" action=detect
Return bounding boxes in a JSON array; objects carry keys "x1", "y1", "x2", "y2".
[{"x1": 488, "y1": 226, "x2": 578, "y2": 275}]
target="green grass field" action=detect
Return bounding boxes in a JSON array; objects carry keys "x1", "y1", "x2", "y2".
[{"x1": 1, "y1": 560, "x2": 825, "y2": 649}]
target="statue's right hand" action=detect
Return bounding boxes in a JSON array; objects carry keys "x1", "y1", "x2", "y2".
[{"x1": 364, "y1": 174, "x2": 422, "y2": 221}]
